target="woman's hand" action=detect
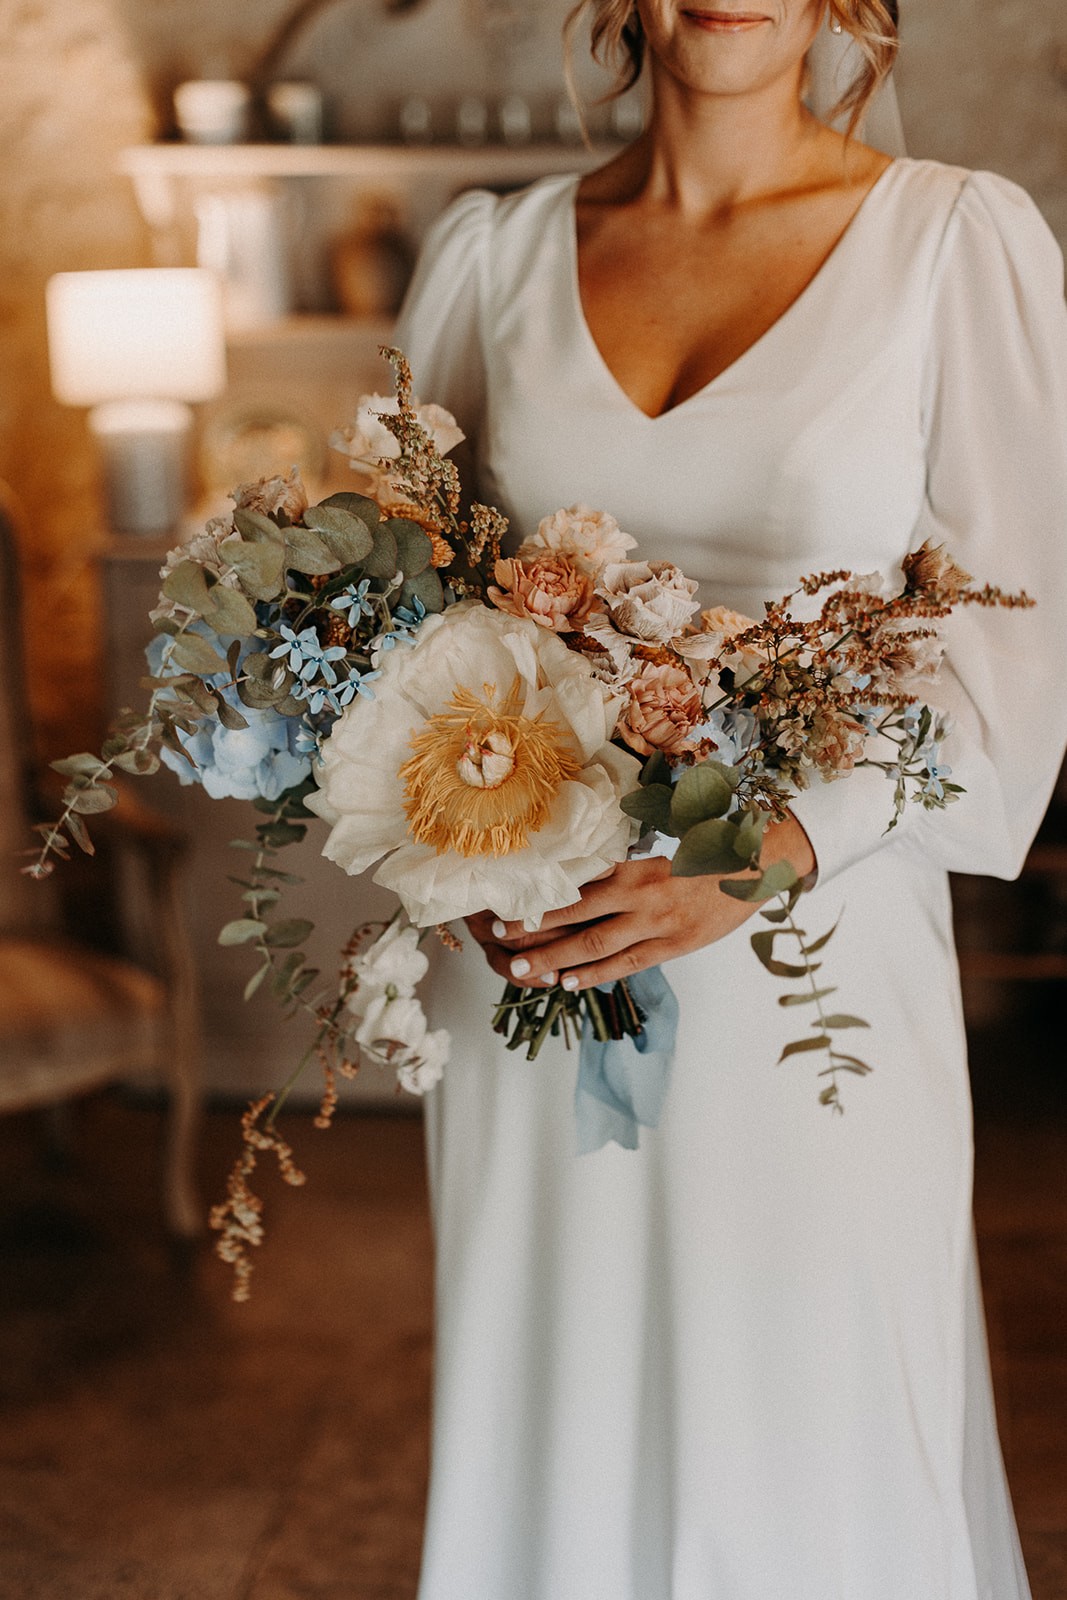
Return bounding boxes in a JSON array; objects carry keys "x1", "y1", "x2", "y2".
[{"x1": 465, "y1": 814, "x2": 816, "y2": 993}]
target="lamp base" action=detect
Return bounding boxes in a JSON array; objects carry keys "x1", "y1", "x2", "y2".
[{"x1": 89, "y1": 399, "x2": 193, "y2": 536}]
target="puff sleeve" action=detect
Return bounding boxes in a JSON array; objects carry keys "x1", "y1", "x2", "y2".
[
  {"x1": 393, "y1": 188, "x2": 496, "y2": 448},
  {"x1": 790, "y1": 171, "x2": 1067, "y2": 886}
]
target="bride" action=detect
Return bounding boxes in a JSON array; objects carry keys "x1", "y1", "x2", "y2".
[{"x1": 395, "y1": 3, "x2": 1067, "y2": 1596}]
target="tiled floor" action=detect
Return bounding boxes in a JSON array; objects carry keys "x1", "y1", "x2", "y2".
[{"x1": 0, "y1": 1025, "x2": 1063, "y2": 1600}]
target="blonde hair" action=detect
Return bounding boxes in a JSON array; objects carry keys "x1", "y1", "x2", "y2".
[{"x1": 563, "y1": 1, "x2": 899, "y2": 134}]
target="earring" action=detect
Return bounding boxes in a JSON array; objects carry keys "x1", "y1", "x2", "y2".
[{"x1": 828, "y1": 10, "x2": 843, "y2": 31}]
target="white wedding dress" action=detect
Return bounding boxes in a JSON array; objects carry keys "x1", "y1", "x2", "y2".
[{"x1": 394, "y1": 159, "x2": 1067, "y2": 1600}]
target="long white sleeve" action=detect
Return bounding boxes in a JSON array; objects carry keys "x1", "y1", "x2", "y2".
[{"x1": 790, "y1": 171, "x2": 1067, "y2": 885}]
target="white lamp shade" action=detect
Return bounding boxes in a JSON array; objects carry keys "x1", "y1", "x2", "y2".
[{"x1": 46, "y1": 268, "x2": 227, "y2": 406}]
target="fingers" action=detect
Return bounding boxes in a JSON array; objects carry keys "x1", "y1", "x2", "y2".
[
  {"x1": 463, "y1": 913, "x2": 558, "y2": 986},
  {"x1": 558, "y1": 937, "x2": 671, "y2": 994},
  {"x1": 490, "y1": 858, "x2": 668, "y2": 946},
  {"x1": 502, "y1": 912, "x2": 645, "y2": 986}
]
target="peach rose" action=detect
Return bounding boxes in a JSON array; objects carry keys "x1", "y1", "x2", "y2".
[
  {"x1": 677, "y1": 603, "x2": 766, "y2": 685},
  {"x1": 519, "y1": 505, "x2": 638, "y2": 575},
  {"x1": 596, "y1": 561, "x2": 700, "y2": 645},
  {"x1": 617, "y1": 661, "x2": 704, "y2": 757},
  {"x1": 488, "y1": 552, "x2": 597, "y2": 633}
]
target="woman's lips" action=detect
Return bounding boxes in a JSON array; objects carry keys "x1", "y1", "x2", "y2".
[{"x1": 681, "y1": 8, "x2": 771, "y2": 30}]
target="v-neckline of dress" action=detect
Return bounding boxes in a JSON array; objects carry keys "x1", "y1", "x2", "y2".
[{"x1": 565, "y1": 158, "x2": 904, "y2": 424}]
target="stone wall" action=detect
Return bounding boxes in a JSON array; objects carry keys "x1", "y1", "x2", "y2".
[{"x1": 0, "y1": 0, "x2": 1064, "y2": 757}]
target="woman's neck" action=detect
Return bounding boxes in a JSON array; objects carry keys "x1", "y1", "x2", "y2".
[{"x1": 616, "y1": 62, "x2": 840, "y2": 218}]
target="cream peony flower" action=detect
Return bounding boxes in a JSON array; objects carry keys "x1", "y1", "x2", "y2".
[
  {"x1": 307, "y1": 601, "x2": 640, "y2": 929},
  {"x1": 519, "y1": 505, "x2": 638, "y2": 575},
  {"x1": 596, "y1": 561, "x2": 700, "y2": 645},
  {"x1": 489, "y1": 552, "x2": 598, "y2": 633}
]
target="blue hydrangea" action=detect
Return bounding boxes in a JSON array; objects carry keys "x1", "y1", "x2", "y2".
[
  {"x1": 147, "y1": 633, "x2": 312, "y2": 803},
  {"x1": 692, "y1": 707, "x2": 759, "y2": 769}
]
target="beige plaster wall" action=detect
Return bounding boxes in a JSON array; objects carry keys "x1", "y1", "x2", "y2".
[{"x1": 0, "y1": 0, "x2": 1064, "y2": 757}]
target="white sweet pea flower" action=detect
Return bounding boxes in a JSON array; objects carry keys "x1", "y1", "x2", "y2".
[
  {"x1": 354, "y1": 992, "x2": 428, "y2": 1054},
  {"x1": 397, "y1": 1028, "x2": 450, "y2": 1095},
  {"x1": 596, "y1": 561, "x2": 700, "y2": 645},
  {"x1": 348, "y1": 921, "x2": 429, "y2": 1009}
]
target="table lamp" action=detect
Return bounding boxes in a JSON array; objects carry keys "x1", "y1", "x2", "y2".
[{"x1": 46, "y1": 268, "x2": 227, "y2": 535}]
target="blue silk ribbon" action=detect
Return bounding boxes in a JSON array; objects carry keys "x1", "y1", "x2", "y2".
[{"x1": 574, "y1": 965, "x2": 680, "y2": 1154}]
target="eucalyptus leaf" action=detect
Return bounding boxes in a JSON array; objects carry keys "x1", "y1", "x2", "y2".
[
  {"x1": 66, "y1": 813, "x2": 95, "y2": 855},
  {"x1": 619, "y1": 783, "x2": 675, "y2": 834},
  {"x1": 259, "y1": 820, "x2": 307, "y2": 848},
  {"x1": 779, "y1": 1035, "x2": 831, "y2": 1061},
  {"x1": 818, "y1": 1014, "x2": 870, "y2": 1031},
  {"x1": 283, "y1": 525, "x2": 341, "y2": 576},
  {"x1": 320, "y1": 490, "x2": 380, "y2": 526},
  {"x1": 161, "y1": 560, "x2": 212, "y2": 615},
  {"x1": 732, "y1": 808, "x2": 767, "y2": 865},
  {"x1": 50, "y1": 753, "x2": 111, "y2": 780},
  {"x1": 213, "y1": 694, "x2": 250, "y2": 732},
  {"x1": 218, "y1": 918, "x2": 267, "y2": 946},
  {"x1": 222, "y1": 536, "x2": 286, "y2": 600},
  {"x1": 670, "y1": 763, "x2": 735, "y2": 833},
  {"x1": 201, "y1": 583, "x2": 258, "y2": 636},
  {"x1": 233, "y1": 507, "x2": 284, "y2": 543},
  {"x1": 672, "y1": 818, "x2": 746, "y2": 877},
  {"x1": 641, "y1": 751, "x2": 673, "y2": 788},
  {"x1": 385, "y1": 518, "x2": 433, "y2": 577},
  {"x1": 398, "y1": 568, "x2": 445, "y2": 614},
  {"x1": 778, "y1": 987, "x2": 837, "y2": 1007},
  {"x1": 169, "y1": 634, "x2": 227, "y2": 675},
  {"x1": 759, "y1": 860, "x2": 801, "y2": 895},
  {"x1": 68, "y1": 784, "x2": 118, "y2": 815},
  {"x1": 112, "y1": 749, "x2": 160, "y2": 776},
  {"x1": 719, "y1": 876, "x2": 770, "y2": 903},
  {"x1": 829, "y1": 1054, "x2": 873, "y2": 1075},
  {"x1": 303, "y1": 504, "x2": 374, "y2": 564},
  {"x1": 243, "y1": 964, "x2": 270, "y2": 1001},
  {"x1": 802, "y1": 918, "x2": 840, "y2": 955},
  {"x1": 361, "y1": 523, "x2": 399, "y2": 579}
]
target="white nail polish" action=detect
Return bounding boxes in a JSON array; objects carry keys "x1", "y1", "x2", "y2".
[
  {"x1": 511, "y1": 957, "x2": 531, "y2": 978},
  {"x1": 492, "y1": 919, "x2": 507, "y2": 939},
  {"x1": 562, "y1": 974, "x2": 579, "y2": 992}
]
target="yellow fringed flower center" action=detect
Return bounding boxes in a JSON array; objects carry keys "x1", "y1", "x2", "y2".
[{"x1": 400, "y1": 680, "x2": 580, "y2": 857}]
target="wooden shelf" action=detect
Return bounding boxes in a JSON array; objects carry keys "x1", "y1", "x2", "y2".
[{"x1": 119, "y1": 141, "x2": 614, "y2": 182}]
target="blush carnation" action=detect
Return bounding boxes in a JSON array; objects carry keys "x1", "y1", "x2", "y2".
[
  {"x1": 596, "y1": 561, "x2": 700, "y2": 645},
  {"x1": 617, "y1": 661, "x2": 704, "y2": 757},
  {"x1": 489, "y1": 552, "x2": 597, "y2": 633},
  {"x1": 519, "y1": 505, "x2": 638, "y2": 575}
]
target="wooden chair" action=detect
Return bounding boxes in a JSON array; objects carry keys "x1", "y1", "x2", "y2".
[{"x1": 0, "y1": 482, "x2": 202, "y2": 1237}]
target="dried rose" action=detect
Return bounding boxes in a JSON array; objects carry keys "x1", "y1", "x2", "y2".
[
  {"x1": 519, "y1": 505, "x2": 638, "y2": 575},
  {"x1": 617, "y1": 661, "x2": 704, "y2": 757},
  {"x1": 330, "y1": 393, "x2": 464, "y2": 466},
  {"x1": 233, "y1": 468, "x2": 309, "y2": 523},
  {"x1": 488, "y1": 552, "x2": 597, "y2": 633},
  {"x1": 676, "y1": 604, "x2": 764, "y2": 684},
  {"x1": 596, "y1": 561, "x2": 700, "y2": 645}
]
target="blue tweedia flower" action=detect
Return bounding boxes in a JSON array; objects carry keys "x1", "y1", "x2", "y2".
[
  {"x1": 692, "y1": 707, "x2": 759, "y2": 769},
  {"x1": 292, "y1": 665, "x2": 382, "y2": 717},
  {"x1": 269, "y1": 624, "x2": 348, "y2": 685},
  {"x1": 330, "y1": 579, "x2": 375, "y2": 629},
  {"x1": 395, "y1": 597, "x2": 427, "y2": 629},
  {"x1": 922, "y1": 761, "x2": 952, "y2": 801}
]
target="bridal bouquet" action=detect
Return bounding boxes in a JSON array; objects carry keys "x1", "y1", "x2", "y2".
[{"x1": 25, "y1": 349, "x2": 1032, "y2": 1297}]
